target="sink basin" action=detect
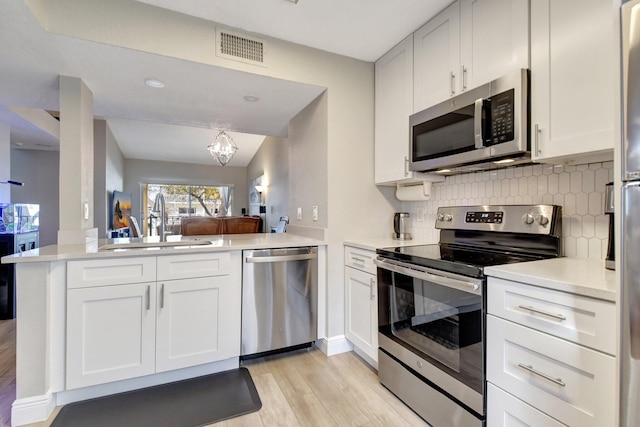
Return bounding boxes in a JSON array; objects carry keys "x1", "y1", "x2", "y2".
[{"x1": 99, "y1": 239, "x2": 213, "y2": 251}]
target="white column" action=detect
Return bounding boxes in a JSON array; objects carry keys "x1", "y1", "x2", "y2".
[
  {"x1": 57, "y1": 76, "x2": 97, "y2": 245},
  {"x1": 0, "y1": 122, "x2": 10, "y2": 203}
]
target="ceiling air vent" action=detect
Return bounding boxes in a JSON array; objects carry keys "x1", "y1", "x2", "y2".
[{"x1": 216, "y1": 29, "x2": 267, "y2": 67}]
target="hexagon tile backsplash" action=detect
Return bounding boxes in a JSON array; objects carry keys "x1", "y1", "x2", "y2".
[{"x1": 403, "y1": 161, "x2": 614, "y2": 259}]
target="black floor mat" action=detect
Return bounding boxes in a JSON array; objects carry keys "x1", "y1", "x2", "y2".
[{"x1": 51, "y1": 368, "x2": 262, "y2": 427}]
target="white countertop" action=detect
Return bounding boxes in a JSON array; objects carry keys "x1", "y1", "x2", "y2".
[
  {"x1": 1, "y1": 233, "x2": 326, "y2": 264},
  {"x1": 343, "y1": 237, "x2": 434, "y2": 251},
  {"x1": 485, "y1": 257, "x2": 617, "y2": 302}
]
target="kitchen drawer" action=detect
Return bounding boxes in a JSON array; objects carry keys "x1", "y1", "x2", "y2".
[
  {"x1": 487, "y1": 383, "x2": 565, "y2": 427},
  {"x1": 487, "y1": 315, "x2": 615, "y2": 427},
  {"x1": 488, "y1": 277, "x2": 616, "y2": 355},
  {"x1": 344, "y1": 246, "x2": 377, "y2": 275},
  {"x1": 157, "y1": 252, "x2": 230, "y2": 281},
  {"x1": 68, "y1": 257, "x2": 156, "y2": 289}
]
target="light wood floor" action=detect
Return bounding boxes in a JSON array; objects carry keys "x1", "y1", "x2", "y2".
[{"x1": 0, "y1": 319, "x2": 429, "y2": 427}]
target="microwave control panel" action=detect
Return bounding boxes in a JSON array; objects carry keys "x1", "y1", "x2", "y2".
[{"x1": 489, "y1": 89, "x2": 515, "y2": 145}]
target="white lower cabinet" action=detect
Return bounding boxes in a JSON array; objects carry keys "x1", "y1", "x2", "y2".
[
  {"x1": 344, "y1": 245, "x2": 377, "y2": 365},
  {"x1": 486, "y1": 277, "x2": 615, "y2": 427},
  {"x1": 487, "y1": 383, "x2": 565, "y2": 427},
  {"x1": 67, "y1": 282, "x2": 157, "y2": 389},
  {"x1": 66, "y1": 253, "x2": 240, "y2": 390}
]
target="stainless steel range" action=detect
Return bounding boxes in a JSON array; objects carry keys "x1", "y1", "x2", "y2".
[{"x1": 375, "y1": 205, "x2": 562, "y2": 427}]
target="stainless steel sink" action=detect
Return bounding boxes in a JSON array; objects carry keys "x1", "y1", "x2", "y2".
[{"x1": 99, "y1": 239, "x2": 213, "y2": 251}]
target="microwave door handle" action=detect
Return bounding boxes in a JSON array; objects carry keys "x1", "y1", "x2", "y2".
[{"x1": 474, "y1": 98, "x2": 488, "y2": 148}]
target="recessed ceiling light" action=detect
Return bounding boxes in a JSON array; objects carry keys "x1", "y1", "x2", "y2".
[
  {"x1": 144, "y1": 78, "x2": 165, "y2": 88},
  {"x1": 436, "y1": 169, "x2": 450, "y2": 174},
  {"x1": 284, "y1": 0, "x2": 299, "y2": 3},
  {"x1": 243, "y1": 95, "x2": 260, "y2": 102}
]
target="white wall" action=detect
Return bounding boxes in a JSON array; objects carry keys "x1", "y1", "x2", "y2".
[
  {"x1": 123, "y1": 158, "x2": 249, "y2": 228},
  {"x1": 246, "y1": 135, "x2": 289, "y2": 231},
  {"x1": 9, "y1": 149, "x2": 60, "y2": 246}
]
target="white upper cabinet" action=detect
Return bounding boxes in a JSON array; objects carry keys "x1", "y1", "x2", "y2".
[
  {"x1": 531, "y1": 0, "x2": 619, "y2": 164},
  {"x1": 375, "y1": 35, "x2": 419, "y2": 185},
  {"x1": 414, "y1": 2, "x2": 461, "y2": 112},
  {"x1": 414, "y1": 0, "x2": 529, "y2": 112},
  {"x1": 459, "y1": 0, "x2": 530, "y2": 91}
]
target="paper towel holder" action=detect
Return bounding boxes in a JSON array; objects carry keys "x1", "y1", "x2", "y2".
[{"x1": 395, "y1": 181, "x2": 434, "y2": 201}]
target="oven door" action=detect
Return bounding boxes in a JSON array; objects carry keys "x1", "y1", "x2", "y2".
[{"x1": 375, "y1": 256, "x2": 484, "y2": 414}]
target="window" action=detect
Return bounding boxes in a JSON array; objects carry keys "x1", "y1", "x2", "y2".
[{"x1": 144, "y1": 184, "x2": 232, "y2": 236}]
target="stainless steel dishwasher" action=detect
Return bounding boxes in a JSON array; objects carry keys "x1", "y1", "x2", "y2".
[{"x1": 241, "y1": 246, "x2": 318, "y2": 358}]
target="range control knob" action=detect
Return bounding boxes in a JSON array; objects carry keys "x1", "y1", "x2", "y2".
[
  {"x1": 443, "y1": 214, "x2": 453, "y2": 222},
  {"x1": 437, "y1": 214, "x2": 445, "y2": 221},
  {"x1": 523, "y1": 213, "x2": 535, "y2": 224},
  {"x1": 537, "y1": 215, "x2": 549, "y2": 226}
]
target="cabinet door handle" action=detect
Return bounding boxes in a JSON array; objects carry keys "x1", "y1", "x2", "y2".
[
  {"x1": 462, "y1": 65, "x2": 468, "y2": 91},
  {"x1": 404, "y1": 156, "x2": 409, "y2": 177},
  {"x1": 518, "y1": 304, "x2": 566, "y2": 321},
  {"x1": 370, "y1": 277, "x2": 376, "y2": 299},
  {"x1": 450, "y1": 71, "x2": 456, "y2": 96},
  {"x1": 534, "y1": 124, "x2": 542, "y2": 156},
  {"x1": 518, "y1": 363, "x2": 566, "y2": 387},
  {"x1": 146, "y1": 285, "x2": 150, "y2": 311},
  {"x1": 160, "y1": 283, "x2": 165, "y2": 309}
]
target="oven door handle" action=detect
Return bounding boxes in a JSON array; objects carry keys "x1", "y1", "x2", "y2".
[{"x1": 374, "y1": 257, "x2": 482, "y2": 296}]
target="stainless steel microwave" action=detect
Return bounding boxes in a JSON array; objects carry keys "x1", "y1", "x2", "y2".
[{"x1": 409, "y1": 69, "x2": 530, "y2": 174}]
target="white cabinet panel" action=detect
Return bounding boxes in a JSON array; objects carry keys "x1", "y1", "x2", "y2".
[
  {"x1": 66, "y1": 282, "x2": 156, "y2": 389},
  {"x1": 531, "y1": 0, "x2": 619, "y2": 164},
  {"x1": 68, "y1": 257, "x2": 156, "y2": 288},
  {"x1": 460, "y1": 0, "x2": 529, "y2": 89},
  {"x1": 343, "y1": 246, "x2": 377, "y2": 275},
  {"x1": 488, "y1": 277, "x2": 616, "y2": 355},
  {"x1": 156, "y1": 275, "x2": 240, "y2": 372},
  {"x1": 414, "y1": 1, "x2": 460, "y2": 111},
  {"x1": 157, "y1": 252, "x2": 230, "y2": 281},
  {"x1": 487, "y1": 315, "x2": 615, "y2": 427},
  {"x1": 374, "y1": 35, "x2": 417, "y2": 185},
  {"x1": 344, "y1": 266, "x2": 377, "y2": 362},
  {"x1": 344, "y1": 245, "x2": 377, "y2": 365},
  {"x1": 487, "y1": 383, "x2": 565, "y2": 427}
]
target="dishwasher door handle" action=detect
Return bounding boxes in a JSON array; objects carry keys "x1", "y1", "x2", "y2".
[{"x1": 245, "y1": 253, "x2": 317, "y2": 263}]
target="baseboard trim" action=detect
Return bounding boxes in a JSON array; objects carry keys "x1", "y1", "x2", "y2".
[
  {"x1": 11, "y1": 391, "x2": 56, "y2": 427},
  {"x1": 317, "y1": 335, "x2": 353, "y2": 356}
]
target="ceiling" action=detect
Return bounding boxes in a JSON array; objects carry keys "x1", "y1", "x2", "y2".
[{"x1": 0, "y1": 0, "x2": 452, "y2": 167}]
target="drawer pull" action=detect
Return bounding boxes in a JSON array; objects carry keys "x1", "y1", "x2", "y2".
[
  {"x1": 518, "y1": 305, "x2": 566, "y2": 321},
  {"x1": 146, "y1": 285, "x2": 150, "y2": 311},
  {"x1": 160, "y1": 283, "x2": 165, "y2": 309},
  {"x1": 351, "y1": 256, "x2": 366, "y2": 264},
  {"x1": 518, "y1": 363, "x2": 566, "y2": 387}
]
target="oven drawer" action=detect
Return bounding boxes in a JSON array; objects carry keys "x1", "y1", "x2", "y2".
[
  {"x1": 344, "y1": 246, "x2": 377, "y2": 275},
  {"x1": 487, "y1": 277, "x2": 615, "y2": 355},
  {"x1": 487, "y1": 383, "x2": 565, "y2": 427},
  {"x1": 487, "y1": 315, "x2": 615, "y2": 427}
]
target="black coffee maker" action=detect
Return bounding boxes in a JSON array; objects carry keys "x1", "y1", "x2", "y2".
[{"x1": 605, "y1": 182, "x2": 615, "y2": 270}]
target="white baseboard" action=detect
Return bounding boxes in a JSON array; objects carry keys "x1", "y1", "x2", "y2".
[
  {"x1": 316, "y1": 335, "x2": 353, "y2": 356},
  {"x1": 11, "y1": 392, "x2": 56, "y2": 427}
]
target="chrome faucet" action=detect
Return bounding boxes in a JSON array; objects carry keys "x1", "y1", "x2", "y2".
[{"x1": 152, "y1": 193, "x2": 166, "y2": 241}]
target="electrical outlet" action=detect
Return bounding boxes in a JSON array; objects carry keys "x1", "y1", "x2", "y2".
[
  {"x1": 297, "y1": 207, "x2": 302, "y2": 220},
  {"x1": 312, "y1": 206, "x2": 318, "y2": 221}
]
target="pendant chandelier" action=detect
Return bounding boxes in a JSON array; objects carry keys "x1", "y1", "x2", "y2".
[{"x1": 207, "y1": 130, "x2": 238, "y2": 166}]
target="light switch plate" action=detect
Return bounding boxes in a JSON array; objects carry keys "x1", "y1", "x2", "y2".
[
  {"x1": 83, "y1": 203, "x2": 89, "y2": 220},
  {"x1": 312, "y1": 206, "x2": 318, "y2": 221},
  {"x1": 297, "y1": 207, "x2": 302, "y2": 220}
]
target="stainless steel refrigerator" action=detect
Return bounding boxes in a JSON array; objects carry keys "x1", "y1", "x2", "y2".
[{"x1": 622, "y1": 1, "x2": 640, "y2": 425}]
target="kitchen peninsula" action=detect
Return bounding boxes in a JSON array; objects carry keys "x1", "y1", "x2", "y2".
[{"x1": 2, "y1": 233, "x2": 326, "y2": 427}]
